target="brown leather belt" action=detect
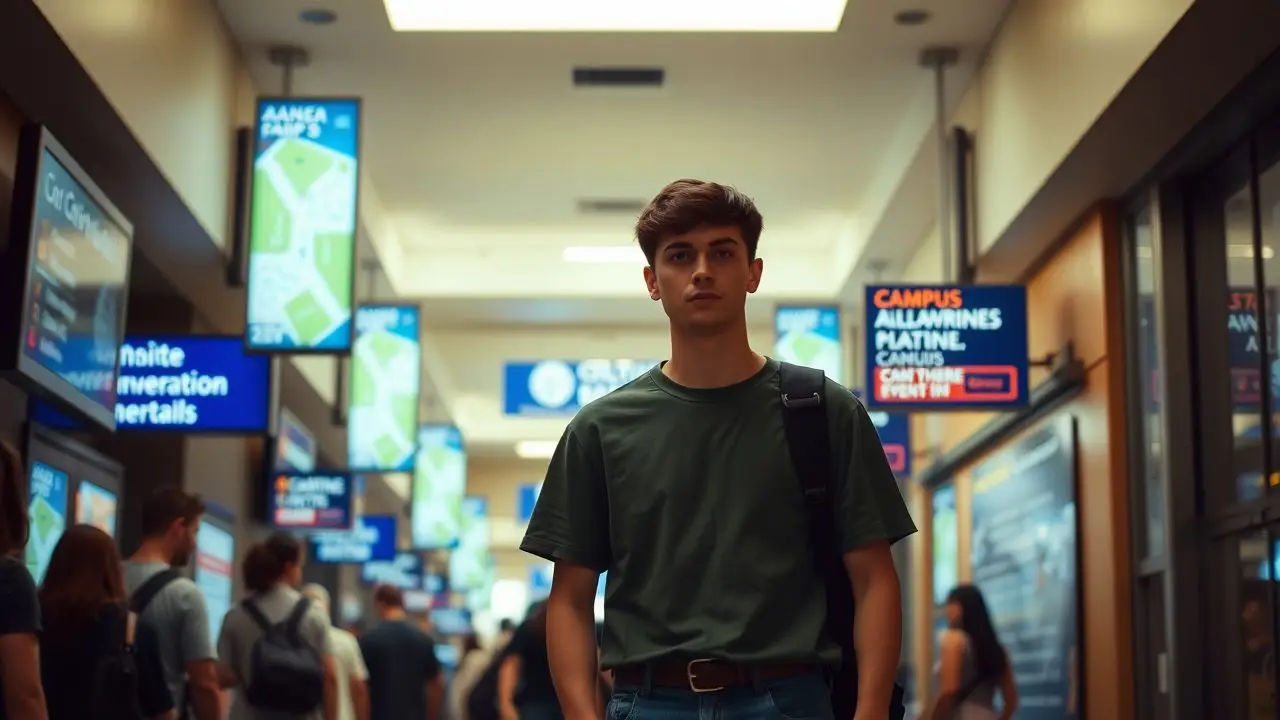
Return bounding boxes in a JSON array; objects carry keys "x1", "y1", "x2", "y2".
[{"x1": 613, "y1": 659, "x2": 821, "y2": 692}]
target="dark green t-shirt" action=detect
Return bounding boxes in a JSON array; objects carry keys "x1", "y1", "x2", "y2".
[{"x1": 520, "y1": 358, "x2": 917, "y2": 669}]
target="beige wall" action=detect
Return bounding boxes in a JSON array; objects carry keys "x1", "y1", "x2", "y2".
[{"x1": 468, "y1": 456, "x2": 552, "y2": 579}]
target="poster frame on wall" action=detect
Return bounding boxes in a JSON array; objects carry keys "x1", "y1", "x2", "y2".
[{"x1": 966, "y1": 415, "x2": 1082, "y2": 719}]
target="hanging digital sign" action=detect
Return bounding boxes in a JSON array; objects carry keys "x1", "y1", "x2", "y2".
[
  {"x1": 362, "y1": 551, "x2": 423, "y2": 590},
  {"x1": 503, "y1": 359, "x2": 658, "y2": 416},
  {"x1": 275, "y1": 407, "x2": 317, "y2": 472},
  {"x1": 268, "y1": 471, "x2": 353, "y2": 530},
  {"x1": 864, "y1": 285, "x2": 1029, "y2": 409},
  {"x1": 245, "y1": 98, "x2": 360, "y2": 352},
  {"x1": 348, "y1": 305, "x2": 421, "y2": 472},
  {"x1": 852, "y1": 389, "x2": 911, "y2": 477},
  {"x1": 773, "y1": 305, "x2": 844, "y2": 383},
  {"x1": 310, "y1": 514, "x2": 398, "y2": 564},
  {"x1": 411, "y1": 425, "x2": 467, "y2": 549},
  {"x1": 517, "y1": 482, "x2": 541, "y2": 524}
]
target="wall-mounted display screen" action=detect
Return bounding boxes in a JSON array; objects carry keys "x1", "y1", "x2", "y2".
[
  {"x1": 309, "y1": 514, "x2": 397, "y2": 564},
  {"x1": 449, "y1": 497, "x2": 490, "y2": 592},
  {"x1": 516, "y1": 482, "x2": 541, "y2": 524},
  {"x1": 411, "y1": 425, "x2": 467, "y2": 548},
  {"x1": 75, "y1": 480, "x2": 118, "y2": 537},
  {"x1": 25, "y1": 460, "x2": 68, "y2": 584},
  {"x1": 3, "y1": 126, "x2": 133, "y2": 430},
  {"x1": 245, "y1": 98, "x2": 360, "y2": 352},
  {"x1": 774, "y1": 305, "x2": 844, "y2": 384},
  {"x1": 362, "y1": 551, "x2": 422, "y2": 590},
  {"x1": 275, "y1": 407, "x2": 317, "y2": 472},
  {"x1": 32, "y1": 336, "x2": 271, "y2": 432},
  {"x1": 195, "y1": 518, "x2": 235, "y2": 647},
  {"x1": 348, "y1": 305, "x2": 421, "y2": 472},
  {"x1": 24, "y1": 424, "x2": 124, "y2": 583},
  {"x1": 431, "y1": 608, "x2": 472, "y2": 636},
  {"x1": 503, "y1": 359, "x2": 658, "y2": 416},
  {"x1": 268, "y1": 471, "x2": 353, "y2": 530},
  {"x1": 864, "y1": 285, "x2": 1029, "y2": 410}
]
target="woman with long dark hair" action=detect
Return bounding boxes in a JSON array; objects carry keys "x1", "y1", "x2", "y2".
[
  {"x1": 39, "y1": 524, "x2": 174, "y2": 719},
  {"x1": 216, "y1": 533, "x2": 336, "y2": 720},
  {"x1": 0, "y1": 440, "x2": 46, "y2": 720},
  {"x1": 929, "y1": 585, "x2": 1018, "y2": 720}
]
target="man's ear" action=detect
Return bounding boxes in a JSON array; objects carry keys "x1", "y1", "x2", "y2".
[
  {"x1": 746, "y1": 257, "x2": 764, "y2": 294},
  {"x1": 643, "y1": 265, "x2": 660, "y2": 300}
]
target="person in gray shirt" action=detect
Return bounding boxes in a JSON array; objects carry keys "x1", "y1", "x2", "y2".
[
  {"x1": 124, "y1": 486, "x2": 222, "y2": 720},
  {"x1": 217, "y1": 533, "x2": 337, "y2": 720}
]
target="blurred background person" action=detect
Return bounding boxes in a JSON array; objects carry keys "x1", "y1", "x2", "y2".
[
  {"x1": 0, "y1": 439, "x2": 45, "y2": 720},
  {"x1": 498, "y1": 603, "x2": 558, "y2": 720},
  {"x1": 303, "y1": 584, "x2": 370, "y2": 720},
  {"x1": 930, "y1": 585, "x2": 1019, "y2": 720},
  {"x1": 39, "y1": 524, "x2": 173, "y2": 719},
  {"x1": 449, "y1": 634, "x2": 490, "y2": 720},
  {"x1": 359, "y1": 585, "x2": 442, "y2": 720}
]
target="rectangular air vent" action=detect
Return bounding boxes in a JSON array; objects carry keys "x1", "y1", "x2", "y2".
[
  {"x1": 576, "y1": 198, "x2": 648, "y2": 215},
  {"x1": 572, "y1": 67, "x2": 665, "y2": 88}
]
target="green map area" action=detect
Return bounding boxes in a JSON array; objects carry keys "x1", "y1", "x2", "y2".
[
  {"x1": 348, "y1": 328, "x2": 419, "y2": 469},
  {"x1": 24, "y1": 497, "x2": 65, "y2": 583}
]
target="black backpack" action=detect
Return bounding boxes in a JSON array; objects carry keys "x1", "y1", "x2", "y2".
[
  {"x1": 778, "y1": 362, "x2": 907, "y2": 720},
  {"x1": 239, "y1": 597, "x2": 326, "y2": 713},
  {"x1": 129, "y1": 569, "x2": 188, "y2": 719},
  {"x1": 88, "y1": 609, "x2": 146, "y2": 720}
]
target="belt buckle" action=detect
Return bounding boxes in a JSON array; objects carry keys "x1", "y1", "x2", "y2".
[{"x1": 686, "y1": 658, "x2": 725, "y2": 693}]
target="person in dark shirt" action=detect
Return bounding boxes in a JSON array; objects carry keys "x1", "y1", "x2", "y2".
[
  {"x1": 499, "y1": 603, "x2": 559, "y2": 720},
  {"x1": 0, "y1": 439, "x2": 46, "y2": 720},
  {"x1": 359, "y1": 585, "x2": 442, "y2": 720},
  {"x1": 39, "y1": 524, "x2": 172, "y2": 719}
]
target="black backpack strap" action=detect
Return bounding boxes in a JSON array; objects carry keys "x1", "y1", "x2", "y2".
[
  {"x1": 130, "y1": 569, "x2": 181, "y2": 613},
  {"x1": 284, "y1": 597, "x2": 312, "y2": 645},
  {"x1": 778, "y1": 362, "x2": 837, "y2": 553},
  {"x1": 240, "y1": 598, "x2": 274, "y2": 634}
]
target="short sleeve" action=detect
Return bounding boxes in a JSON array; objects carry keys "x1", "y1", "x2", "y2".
[
  {"x1": 135, "y1": 617, "x2": 176, "y2": 716},
  {"x1": 0, "y1": 559, "x2": 40, "y2": 636},
  {"x1": 175, "y1": 580, "x2": 216, "y2": 663},
  {"x1": 829, "y1": 389, "x2": 918, "y2": 552},
  {"x1": 519, "y1": 420, "x2": 611, "y2": 571},
  {"x1": 216, "y1": 607, "x2": 239, "y2": 673},
  {"x1": 300, "y1": 605, "x2": 332, "y2": 656},
  {"x1": 343, "y1": 632, "x2": 368, "y2": 680}
]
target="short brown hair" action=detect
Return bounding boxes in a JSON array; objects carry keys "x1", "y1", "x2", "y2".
[
  {"x1": 140, "y1": 485, "x2": 205, "y2": 538},
  {"x1": 635, "y1": 179, "x2": 764, "y2": 265},
  {"x1": 0, "y1": 440, "x2": 28, "y2": 555},
  {"x1": 243, "y1": 532, "x2": 303, "y2": 593},
  {"x1": 373, "y1": 583, "x2": 404, "y2": 609}
]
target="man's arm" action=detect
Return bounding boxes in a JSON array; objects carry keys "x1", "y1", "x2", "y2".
[
  {"x1": 547, "y1": 564, "x2": 601, "y2": 720},
  {"x1": 346, "y1": 633, "x2": 371, "y2": 720},
  {"x1": 0, "y1": 634, "x2": 46, "y2": 720},
  {"x1": 830, "y1": 390, "x2": 919, "y2": 719},
  {"x1": 179, "y1": 586, "x2": 222, "y2": 720},
  {"x1": 519, "y1": 420, "x2": 611, "y2": 720}
]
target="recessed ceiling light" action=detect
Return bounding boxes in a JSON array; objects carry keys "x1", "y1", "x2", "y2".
[
  {"x1": 383, "y1": 0, "x2": 849, "y2": 32},
  {"x1": 893, "y1": 9, "x2": 931, "y2": 26},
  {"x1": 299, "y1": 8, "x2": 338, "y2": 25}
]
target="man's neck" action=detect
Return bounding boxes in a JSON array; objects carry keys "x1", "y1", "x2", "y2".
[
  {"x1": 382, "y1": 608, "x2": 407, "y2": 622},
  {"x1": 665, "y1": 321, "x2": 763, "y2": 389},
  {"x1": 129, "y1": 540, "x2": 171, "y2": 566}
]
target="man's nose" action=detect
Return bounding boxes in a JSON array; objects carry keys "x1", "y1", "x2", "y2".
[{"x1": 692, "y1": 254, "x2": 713, "y2": 282}]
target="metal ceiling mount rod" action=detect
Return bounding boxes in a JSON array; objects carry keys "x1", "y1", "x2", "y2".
[
  {"x1": 268, "y1": 45, "x2": 310, "y2": 97},
  {"x1": 919, "y1": 46, "x2": 960, "y2": 283}
]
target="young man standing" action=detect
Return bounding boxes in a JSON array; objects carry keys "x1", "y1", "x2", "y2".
[
  {"x1": 358, "y1": 585, "x2": 444, "y2": 720},
  {"x1": 124, "y1": 486, "x2": 223, "y2": 720},
  {"x1": 521, "y1": 179, "x2": 917, "y2": 720}
]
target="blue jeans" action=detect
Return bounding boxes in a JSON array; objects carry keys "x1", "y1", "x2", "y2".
[{"x1": 608, "y1": 674, "x2": 833, "y2": 720}]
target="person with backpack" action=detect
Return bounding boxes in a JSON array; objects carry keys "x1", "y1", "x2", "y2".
[
  {"x1": 39, "y1": 524, "x2": 174, "y2": 719},
  {"x1": 124, "y1": 487, "x2": 222, "y2": 720},
  {"x1": 520, "y1": 179, "x2": 918, "y2": 720},
  {"x1": 216, "y1": 533, "x2": 336, "y2": 720}
]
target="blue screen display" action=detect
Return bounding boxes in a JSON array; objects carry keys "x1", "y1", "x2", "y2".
[
  {"x1": 773, "y1": 306, "x2": 844, "y2": 384},
  {"x1": 31, "y1": 336, "x2": 272, "y2": 432},
  {"x1": 852, "y1": 389, "x2": 911, "y2": 477},
  {"x1": 348, "y1": 305, "x2": 421, "y2": 472},
  {"x1": 18, "y1": 143, "x2": 132, "y2": 430},
  {"x1": 516, "y1": 483, "x2": 540, "y2": 524},
  {"x1": 276, "y1": 407, "x2": 317, "y2": 472},
  {"x1": 245, "y1": 98, "x2": 359, "y2": 352},
  {"x1": 309, "y1": 514, "x2": 397, "y2": 564},
  {"x1": 269, "y1": 472, "x2": 353, "y2": 530},
  {"x1": 864, "y1": 285, "x2": 1029, "y2": 409},
  {"x1": 503, "y1": 359, "x2": 659, "y2": 416},
  {"x1": 362, "y1": 552, "x2": 423, "y2": 589}
]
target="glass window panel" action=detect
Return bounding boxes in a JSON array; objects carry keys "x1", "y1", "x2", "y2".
[
  {"x1": 1223, "y1": 180, "x2": 1268, "y2": 504},
  {"x1": 1240, "y1": 531, "x2": 1277, "y2": 719},
  {"x1": 1131, "y1": 207, "x2": 1166, "y2": 557}
]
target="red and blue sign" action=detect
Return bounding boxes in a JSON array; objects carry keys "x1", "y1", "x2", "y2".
[
  {"x1": 864, "y1": 285, "x2": 1028, "y2": 410},
  {"x1": 852, "y1": 389, "x2": 911, "y2": 477},
  {"x1": 269, "y1": 471, "x2": 353, "y2": 530}
]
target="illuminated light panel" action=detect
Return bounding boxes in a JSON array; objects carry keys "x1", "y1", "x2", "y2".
[
  {"x1": 563, "y1": 246, "x2": 647, "y2": 264},
  {"x1": 383, "y1": 0, "x2": 849, "y2": 32},
  {"x1": 515, "y1": 440, "x2": 558, "y2": 459}
]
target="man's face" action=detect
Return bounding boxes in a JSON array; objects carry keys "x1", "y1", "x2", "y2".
[
  {"x1": 169, "y1": 515, "x2": 200, "y2": 567},
  {"x1": 643, "y1": 224, "x2": 762, "y2": 334}
]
